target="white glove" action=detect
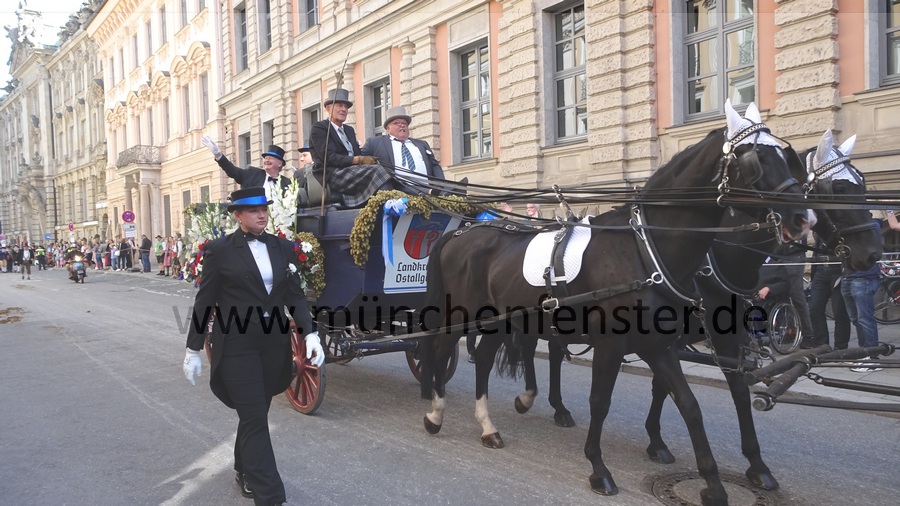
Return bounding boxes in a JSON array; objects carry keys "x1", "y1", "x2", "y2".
[
  {"x1": 183, "y1": 348, "x2": 202, "y2": 385},
  {"x1": 201, "y1": 135, "x2": 221, "y2": 157},
  {"x1": 304, "y1": 332, "x2": 325, "y2": 367}
]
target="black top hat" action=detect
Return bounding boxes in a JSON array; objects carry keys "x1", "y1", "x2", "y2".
[
  {"x1": 227, "y1": 187, "x2": 273, "y2": 212},
  {"x1": 324, "y1": 88, "x2": 353, "y2": 107},
  {"x1": 261, "y1": 145, "x2": 286, "y2": 163},
  {"x1": 155, "y1": 234, "x2": 163, "y2": 239},
  {"x1": 297, "y1": 145, "x2": 311, "y2": 153}
]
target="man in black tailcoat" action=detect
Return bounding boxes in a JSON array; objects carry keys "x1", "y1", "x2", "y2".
[
  {"x1": 201, "y1": 135, "x2": 293, "y2": 196},
  {"x1": 182, "y1": 186, "x2": 325, "y2": 505}
]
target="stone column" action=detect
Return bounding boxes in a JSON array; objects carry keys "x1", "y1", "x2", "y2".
[{"x1": 139, "y1": 181, "x2": 151, "y2": 240}]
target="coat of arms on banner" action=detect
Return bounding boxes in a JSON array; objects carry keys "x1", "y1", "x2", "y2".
[{"x1": 384, "y1": 213, "x2": 460, "y2": 293}]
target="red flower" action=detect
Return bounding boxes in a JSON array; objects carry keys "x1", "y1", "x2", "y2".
[
  {"x1": 298, "y1": 253, "x2": 308, "y2": 262},
  {"x1": 198, "y1": 242, "x2": 205, "y2": 251}
]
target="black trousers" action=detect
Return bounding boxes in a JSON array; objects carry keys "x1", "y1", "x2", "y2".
[{"x1": 218, "y1": 344, "x2": 286, "y2": 505}]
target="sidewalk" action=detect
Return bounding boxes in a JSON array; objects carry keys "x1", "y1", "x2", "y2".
[{"x1": 529, "y1": 322, "x2": 900, "y2": 409}]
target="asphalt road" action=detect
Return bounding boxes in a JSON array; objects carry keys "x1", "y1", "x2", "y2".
[{"x1": 1, "y1": 268, "x2": 898, "y2": 505}]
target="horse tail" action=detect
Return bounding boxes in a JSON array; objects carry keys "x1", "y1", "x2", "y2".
[
  {"x1": 495, "y1": 331, "x2": 525, "y2": 379},
  {"x1": 420, "y1": 233, "x2": 451, "y2": 400}
]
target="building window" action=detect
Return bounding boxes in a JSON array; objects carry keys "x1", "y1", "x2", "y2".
[
  {"x1": 200, "y1": 185, "x2": 210, "y2": 203},
  {"x1": 886, "y1": 0, "x2": 900, "y2": 83},
  {"x1": 80, "y1": 118, "x2": 87, "y2": 150},
  {"x1": 160, "y1": 6, "x2": 167, "y2": 42},
  {"x1": 162, "y1": 97, "x2": 170, "y2": 141},
  {"x1": 132, "y1": 33, "x2": 139, "y2": 67},
  {"x1": 460, "y1": 43, "x2": 491, "y2": 159},
  {"x1": 300, "y1": 0, "x2": 318, "y2": 31},
  {"x1": 200, "y1": 73, "x2": 209, "y2": 125},
  {"x1": 262, "y1": 120, "x2": 274, "y2": 148},
  {"x1": 553, "y1": 5, "x2": 586, "y2": 140},
  {"x1": 182, "y1": 190, "x2": 192, "y2": 232},
  {"x1": 145, "y1": 19, "x2": 152, "y2": 59},
  {"x1": 302, "y1": 105, "x2": 319, "y2": 145},
  {"x1": 180, "y1": 0, "x2": 189, "y2": 28},
  {"x1": 145, "y1": 108, "x2": 154, "y2": 146},
  {"x1": 238, "y1": 132, "x2": 251, "y2": 167},
  {"x1": 259, "y1": 0, "x2": 272, "y2": 53},
  {"x1": 199, "y1": 0, "x2": 206, "y2": 11},
  {"x1": 367, "y1": 79, "x2": 391, "y2": 137},
  {"x1": 235, "y1": 5, "x2": 249, "y2": 72},
  {"x1": 182, "y1": 83, "x2": 191, "y2": 134},
  {"x1": 117, "y1": 46, "x2": 125, "y2": 82},
  {"x1": 683, "y1": 0, "x2": 755, "y2": 117},
  {"x1": 163, "y1": 195, "x2": 171, "y2": 236}
]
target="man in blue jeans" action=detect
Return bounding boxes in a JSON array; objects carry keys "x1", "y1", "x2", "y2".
[{"x1": 841, "y1": 219, "x2": 883, "y2": 372}]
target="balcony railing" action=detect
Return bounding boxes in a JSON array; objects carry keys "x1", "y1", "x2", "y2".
[{"x1": 116, "y1": 145, "x2": 161, "y2": 168}]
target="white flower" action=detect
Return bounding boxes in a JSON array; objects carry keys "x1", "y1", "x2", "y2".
[
  {"x1": 309, "y1": 264, "x2": 320, "y2": 274},
  {"x1": 288, "y1": 263, "x2": 298, "y2": 274},
  {"x1": 301, "y1": 241, "x2": 313, "y2": 253}
]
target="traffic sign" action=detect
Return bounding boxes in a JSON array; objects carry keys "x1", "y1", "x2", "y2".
[
  {"x1": 122, "y1": 210, "x2": 135, "y2": 223},
  {"x1": 44, "y1": 233, "x2": 52, "y2": 241},
  {"x1": 68, "y1": 222, "x2": 74, "y2": 231},
  {"x1": 122, "y1": 223, "x2": 137, "y2": 238}
]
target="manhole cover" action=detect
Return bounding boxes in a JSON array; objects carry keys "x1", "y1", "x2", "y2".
[{"x1": 649, "y1": 471, "x2": 779, "y2": 506}]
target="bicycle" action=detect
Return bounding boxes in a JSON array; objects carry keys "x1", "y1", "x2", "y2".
[{"x1": 873, "y1": 261, "x2": 900, "y2": 324}]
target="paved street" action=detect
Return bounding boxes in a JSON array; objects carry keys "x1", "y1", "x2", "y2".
[{"x1": 1, "y1": 267, "x2": 899, "y2": 505}]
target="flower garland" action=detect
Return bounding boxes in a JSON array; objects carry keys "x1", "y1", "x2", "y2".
[
  {"x1": 349, "y1": 190, "x2": 478, "y2": 266},
  {"x1": 288, "y1": 231, "x2": 326, "y2": 295}
]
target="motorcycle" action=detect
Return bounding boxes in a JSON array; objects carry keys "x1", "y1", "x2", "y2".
[{"x1": 70, "y1": 255, "x2": 86, "y2": 283}]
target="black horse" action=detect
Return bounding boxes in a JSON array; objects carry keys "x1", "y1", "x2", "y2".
[{"x1": 418, "y1": 102, "x2": 812, "y2": 505}]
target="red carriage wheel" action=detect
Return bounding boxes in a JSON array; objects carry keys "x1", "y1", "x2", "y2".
[
  {"x1": 284, "y1": 328, "x2": 326, "y2": 414},
  {"x1": 406, "y1": 343, "x2": 458, "y2": 383}
]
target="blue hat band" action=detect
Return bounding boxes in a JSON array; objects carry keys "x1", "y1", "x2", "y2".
[
  {"x1": 231, "y1": 196, "x2": 269, "y2": 206},
  {"x1": 262, "y1": 152, "x2": 283, "y2": 160}
]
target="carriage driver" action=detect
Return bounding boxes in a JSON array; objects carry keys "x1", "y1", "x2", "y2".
[{"x1": 181, "y1": 186, "x2": 325, "y2": 504}]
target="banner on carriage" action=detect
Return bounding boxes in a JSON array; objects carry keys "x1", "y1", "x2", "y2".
[{"x1": 384, "y1": 213, "x2": 460, "y2": 293}]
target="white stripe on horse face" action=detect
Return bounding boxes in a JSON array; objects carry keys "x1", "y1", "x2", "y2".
[{"x1": 475, "y1": 396, "x2": 499, "y2": 437}]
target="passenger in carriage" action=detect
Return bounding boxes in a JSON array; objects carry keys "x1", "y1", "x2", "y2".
[
  {"x1": 361, "y1": 105, "x2": 445, "y2": 192},
  {"x1": 308, "y1": 88, "x2": 396, "y2": 207},
  {"x1": 200, "y1": 134, "x2": 294, "y2": 197}
]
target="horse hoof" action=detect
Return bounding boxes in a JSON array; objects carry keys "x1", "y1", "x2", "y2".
[
  {"x1": 481, "y1": 432, "x2": 505, "y2": 449},
  {"x1": 589, "y1": 474, "x2": 618, "y2": 496},
  {"x1": 746, "y1": 469, "x2": 779, "y2": 491},
  {"x1": 646, "y1": 445, "x2": 675, "y2": 464},
  {"x1": 554, "y1": 411, "x2": 575, "y2": 427},
  {"x1": 514, "y1": 397, "x2": 529, "y2": 414},
  {"x1": 423, "y1": 416, "x2": 442, "y2": 435},
  {"x1": 700, "y1": 487, "x2": 728, "y2": 506}
]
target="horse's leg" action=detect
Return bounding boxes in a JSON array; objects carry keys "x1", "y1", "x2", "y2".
[
  {"x1": 424, "y1": 336, "x2": 457, "y2": 435},
  {"x1": 547, "y1": 339, "x2": 575, "y2": 427},
  {"x1": 644, "y1": 374, "x2": 676, "y2": 464},
  {"x1": 639, "y1": 348, "x2": 728, "y2": 506},
  {"x1": 474, "y1": 334, "x2": 505, "y2": 448},
  {"x1": 723, "y1": 369, "x2": 779, "y2": 489},
  {"x1": 514, "y1": 333, "x2": 538, "y2": 414},
  {"x1": 583, "y1": 342, "x2": 625, "y2": 496}
]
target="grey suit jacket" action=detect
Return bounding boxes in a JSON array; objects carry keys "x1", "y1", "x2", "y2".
[{"x1": 361, "y1": 135, "x2": 445, "y2": 180}]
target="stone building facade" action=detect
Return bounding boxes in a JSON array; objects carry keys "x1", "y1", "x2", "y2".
[{"x1": 3, "y1": 0, "x2": 900, "y2": 245}]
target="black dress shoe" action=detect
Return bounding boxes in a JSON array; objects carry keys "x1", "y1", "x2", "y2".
[{"x1": 235, "y1": 472, "x2": 254, "y2": 498}]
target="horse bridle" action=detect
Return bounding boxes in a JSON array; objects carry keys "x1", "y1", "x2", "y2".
[{"x1": 803, "y1": 147, "x2": 875, "y2": 259}]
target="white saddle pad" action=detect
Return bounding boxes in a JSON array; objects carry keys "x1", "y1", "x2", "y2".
[{"x1": 522, "y1": 217, "x2": 592, "y2": 287}]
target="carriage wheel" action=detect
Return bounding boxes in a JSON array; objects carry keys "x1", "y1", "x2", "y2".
[
  {"x1": 873, "y1": 279, "x2": 900, "y2": 324},
  {"x1": 324, "y1": 330, "x2": 353, "y2": 365},
  {"x1": 284, "y1": 329, "x2": 326, "y2": 414},
  {"x1": 406, "y1": 343, "x2": 459, "y2": 383},
  {"x1": 768, "y1": 302, "x2": 802, "y2": 354}
]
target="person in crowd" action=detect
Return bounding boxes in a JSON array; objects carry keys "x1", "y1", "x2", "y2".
[
  {"x1": 0, "y1": 246, "x2": 8, "y2": 273},
  {"x1": 802, "y1": 233, "x2": 851, "y2": 349},
  {"x1": 201, "y1": 135, "x2": 294, "y2": 196},
  {"x1": 139, "y1": 234, "x2": 152, "y2": 273},
  {"x1": 181, "y1": 186, "x2": 324, "y2": 505},
  {"x1": 526, "y1": 203, "x2": 543, "y2": 219},
  {"x1": 15, "y1": 242, "x2": 34, "y2": 280},
  {"x1": 756, "y1": 244, "x2": 814, "y2": 342},
  {"x1": 842, "y1": 219, "x2": 883, "y2": 372},
  {"x1": 361, "y1": 105, "x2": 445, "y2": 193},
  {"x1": 35, "y1": 243, "x2": 47, "y2": 270},
  {"x1": 163, "y1": 236, "x2": 176, "y2": 277},
  {"x1": 155, "y1": 235, "x2": 166, "y2": 275},
  {"x1": 308, "y1": 88, "x2": 394, "y2": 207},
  {"x1": 118, "y1": 237, "x2": 130, "y2": 271}
]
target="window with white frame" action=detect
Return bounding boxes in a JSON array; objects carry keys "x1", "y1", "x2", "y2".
[
  {"x1": 302, "y1": 105, "x2": 319, "y2": 146},
  {"x1": 182, "y1": 83, "x2": 191, "y2": 134},
  {"x1": 300, "y1": 0, "x2": 318, "y2": 32},
  {"x1": 132, "y1": 33, "x2": 139, "y2": 67},
  {"x1": 180, "y1": 0, "x2": 188, "y2": 29},
  {"x1": 117, "y1": 47, "x2": 124, "y2": 82},
  {"x1": 200, "y1": 72, "x2": 209, "y2": 125},
  {"x1": 145, "y1": 19, "x2": 152, "y2": 59},
  {"x1": 683, "y1": 0, "x2": 755, "y2": 118},
  {"x1": 160, "y1": 6, "x2": 167, "y2": 42},
  {"x1": 259, "y1": 0, "x2": 272, "y2": 53},
  {"x1": 235, "y1": 4, "x2": 249, "y2": 72},
  {"x1": 238, "y1": 132, "x2": 252, "y2": 167},
  {"x1": 885, "y1": 0, "x2": 900, "y2": 84},
  {"x1": 553, "y1": 4, "x2": 586, "y2": 141},
  {"x1": 459, "y1": 43, "x2": 491, "y2": 159},
  {"x1": 199, "y1": 0, "x2": 206, "y2": 12},
  {"x1": 367, "y1": 78, "x2": 391, "y2": 137},
  {"x1": 146, "y1": 107, "x2": 154, "y2": 145},
  {"x1": 162, "y1": 97, "x2": 170, "y2": 141}
]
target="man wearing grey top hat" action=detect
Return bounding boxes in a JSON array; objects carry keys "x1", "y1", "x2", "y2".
[
  {"x1": 308, "y1": 88, "x2": 395, "y2": 207},
  {"x1": 361, "y1": 105, "x2": 445, "y2": 191}
]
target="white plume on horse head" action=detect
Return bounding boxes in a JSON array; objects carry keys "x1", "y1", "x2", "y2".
[
  {"x1": 724, "y1": 99, "x2": 780, "y2": 148},
  {"x1": 809, "y1": 129, "x2": 860, "y2": 184}
]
